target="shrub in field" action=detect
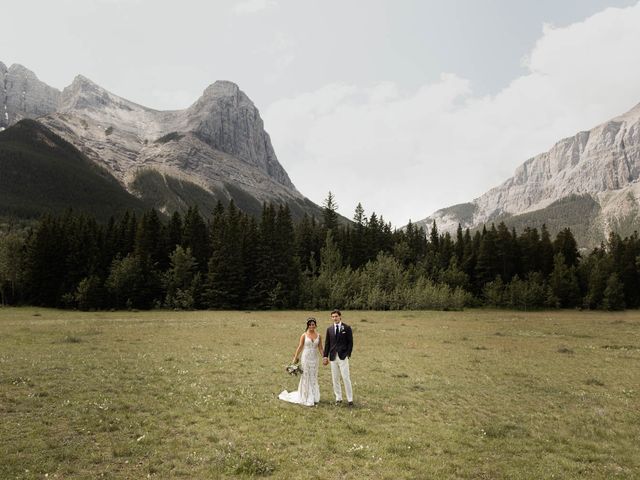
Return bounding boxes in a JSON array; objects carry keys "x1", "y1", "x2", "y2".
[
  {"x1": 603, "y1": 273, "x2": 626, "y2": 311},
  {"x1": 106, "y1": 254, "x2": 161, "y2": 309},
  {"x1": 163, "y1": 246, "x2": 202, "y2": 310},
  {"x1": 74, "y1": 275, "x2": 106, "y2": 310},
  {"x1": 483, "y1": 276, "x2": 506, "y2": 307}
]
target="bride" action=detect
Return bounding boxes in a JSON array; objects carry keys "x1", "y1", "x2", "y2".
[{"x1": 279, "y1": 317, "x2": 323, "y2": 406}]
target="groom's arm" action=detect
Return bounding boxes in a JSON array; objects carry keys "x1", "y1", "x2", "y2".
[
  {"x1": 345, "y1": 325, "x2": 353, "y2": 358},
  {"x1": 323, "y1": 327, "x2": 331, "y2": 358}
]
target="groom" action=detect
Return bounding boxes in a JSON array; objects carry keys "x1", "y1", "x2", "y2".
[{"x1": 323, "y1": 309, "x2": 354, "y2": 406}]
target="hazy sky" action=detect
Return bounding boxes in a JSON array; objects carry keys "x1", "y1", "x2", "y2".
[{"x1": 2, "y1": 0, "x2": 640, "y2": 226}]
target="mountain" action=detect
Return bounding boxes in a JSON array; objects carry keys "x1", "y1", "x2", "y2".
[
  {"x1": 416, "y1": 102, "x2": 640, "y2": 247},
  {"x1": 0, "y1": 119, "x2": 146, "y2": 220},
  {"x1": 1, "y1": 62, "x2": 321, "y2": 220},
  {"x1": 0, "y1": 62, "x2": 60, "y2": 129}
]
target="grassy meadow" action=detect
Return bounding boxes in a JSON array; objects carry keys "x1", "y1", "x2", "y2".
[{"x1": 1, "y1": 308, "x2": 639, "y2": 479}]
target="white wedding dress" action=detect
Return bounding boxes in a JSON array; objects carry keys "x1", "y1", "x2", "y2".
[{"x1": 279, "y1": 335, "x2": 320, "y2": 406}]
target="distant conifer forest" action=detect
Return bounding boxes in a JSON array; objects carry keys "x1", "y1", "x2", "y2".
[{"x1": 0, "y1": 194, "x2": 638, "y2": 311}]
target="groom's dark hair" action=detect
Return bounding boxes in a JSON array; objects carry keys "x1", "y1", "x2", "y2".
[{"x1": 331, "y1": 309, "x2": 341, "y2": 316}]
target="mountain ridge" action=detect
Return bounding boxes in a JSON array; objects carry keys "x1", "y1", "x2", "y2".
[
  {"x1": 0, "y1": 62, "x2": 61, "y2": 129},
  {"x1": 416, "y1": 100, "x2": 640, "y2": 247},
  {"x1": 1, "y1": 61, "x2": 318, "y2": 220}
]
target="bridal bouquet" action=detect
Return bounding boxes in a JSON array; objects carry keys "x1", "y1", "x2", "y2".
[{"x1": 286, "y1": 363, "x2": 303, "y2": 376}]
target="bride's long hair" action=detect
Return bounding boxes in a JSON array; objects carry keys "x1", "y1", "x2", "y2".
[{"x1": 305, "y1": 317, "x2": 317, "y2": 331}]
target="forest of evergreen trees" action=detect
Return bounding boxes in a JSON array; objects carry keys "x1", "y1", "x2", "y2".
[{"x1": 0, "y1": 195, "x2": 639, "y2": 311}]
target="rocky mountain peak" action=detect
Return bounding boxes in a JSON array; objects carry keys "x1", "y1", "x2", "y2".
[
  {"x1": 0, "y1": 61, "x2": 60, "y2": 129},
  {"x1": 416, "y1": 98, "x2": 640, "y2": 247},
  {"x1": 58, "y1": 75, "x2": 157, "y2": 126},
  {"x1": 60, "y1": 74, "x2": 117, "y2": 111},
  {"x1": 7, "y1": 63, "x2": 38, "y2": 78},
  {"x1": 68, "y1": 74, "x2": 101, "y2": 91},
  {"x1": 191, "y1": 80, "x2": 254, "y2": 112},
  {"x1": 203, "y1": 80, "x2": 241, "y2": 97},
  {"x1": 3, "y1": 61, "x2": 300, "y2": 207},
  {"x1": 182, "y1": 81, "x2": 294, "y2": 188}
]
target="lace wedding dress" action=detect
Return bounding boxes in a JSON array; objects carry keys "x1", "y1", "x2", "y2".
[{"x1": 279, "y1": 335, "x2": 320, "y2": 406}]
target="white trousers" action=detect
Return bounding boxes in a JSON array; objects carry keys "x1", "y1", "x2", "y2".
[{"x1": 330, "y1": 356, "x2": 353, "y2": 402}]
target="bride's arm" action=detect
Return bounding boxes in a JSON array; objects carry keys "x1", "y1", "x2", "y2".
[
  {"x1": 292, "y1": 334, "x2": 305, "y2": 363},
  {"x1": 317, "y1": 335, "x2": 324, "y2": 356}
]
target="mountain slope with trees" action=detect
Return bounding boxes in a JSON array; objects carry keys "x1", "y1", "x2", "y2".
[
  {"x1": 0, "y1": 120, "x2": 146, "y2": 220},
  {"x1": 1, "y1": 62, "x2": 324, "y2": 221}
]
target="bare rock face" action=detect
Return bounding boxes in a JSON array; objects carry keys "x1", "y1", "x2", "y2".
[
  {"x1": 22, "y1": 72, "x2": 302, "y2": 216},
  {"x1": 0, "y1": 60, "x2": 307, "y2": 217},
  {"x1": 184, "y1": 81, "x2": 293, "y2": 188},
  {"x1": 0, "y1": 62, "x2": 60, "y2": 130},
  {"x1": 417, "y1": 102, "x2": 640, "y2": 246},
  {"x1": 473, "y1": 103, "x2": 640, "y2": 218}
]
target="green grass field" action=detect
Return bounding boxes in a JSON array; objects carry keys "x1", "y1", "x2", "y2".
[{"x1": 1, "y1": 308, "x2": 639, "y2": 479}]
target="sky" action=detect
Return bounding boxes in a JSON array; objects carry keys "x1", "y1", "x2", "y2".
[{"x1": 2, "y1": 0, "x2": 640, "y2": 227}]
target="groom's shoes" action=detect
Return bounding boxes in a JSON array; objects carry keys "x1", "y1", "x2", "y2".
[
  {"x1": 348, "y1": 401, "x2": 354, "y2": 407},
  {"x1": 334, "y1": 400, "x2": 342, "y2": 406}
]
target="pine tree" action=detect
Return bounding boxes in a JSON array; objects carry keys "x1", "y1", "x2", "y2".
[
  {"x1": 164, "y1": 245, "x2": 201, "y2": 309},
  {"x1": 135, "y1": 209, "x2": 165, "y2": 266},
  {"x1": 582, "y1": 249, "x2": 612, "y2": 309},
  {"x1": 429, "y1": 221, "x2": 439, "y2": 252},
  {"x1": 205, "y1": 201, "x2": 245, "y2": 308},
  {"x1": 439, "y1": 232, "x2": 454, "y2": 270},
  {"x1": 65, "y1": 214, "x2": 102, "y2": 295},
  {"x1": 602, "y1": 273, "x2": 625, "y2": 310},
  {"x1": 272, "y1": 204, "x2": 301, "y2": 308},
  {"x1": 350, "y1": 203, "x2": 368, "y2": 268},
  {"x1": 495, "y1": 222, "x2": 516, "y2": 282},
  {"x1": 24, "y1": 215, "x2": 68, "y2": 306},
  {"x1": 322, "y1": 191, "x2": 339, "y2": 232},
  {"x1": 610, "y1": 232, "x2": 640, "y2": 308},
  {"x1": 475, "y1": 225, "x2": 499, "y2": 289},
  {"x1": 182, "y1": 206, "x2": 210, "y2": 272},
  {"x1": 102, "y1": 216, "x2": 120, "y2": 276},
  {"x1": 540, "y1": 224, "x2": 554, "y2": 276},
  {"x1": 553, "y1": 228, "x2": 580, "y2": 267},
  {"x1": 319, "y1": 229, "x2": 343, "y2": 280},
  {"x1": 248, "y1": 203, "x2": 279, "y2": 308},
  {"x1": 353, "y1": 202, "x2": 366, "y2": 226},
  {"x1": 621, "y1": 234, "x2": 640, "y2": 308},
  {"x1": 115, "y1": 210, "x2": 137, "y2": 258},
  {"x1": 518, "y1": 227, "x2": 541, "y2": 276},
  {"x1": 548, "y1": 253, "x2": 581, "y2": 308},
  {"x1": 401, "y1": 221, "x2": 427, "y2": 267},
  {"x1": 0, "y1": 231, "x2": 26, "y2": 305},
  {"x1": 167, "y1": 211, "x2": 183, "y2": 252},
  {"x1": 295, "y1": 214, "x2": 319, "y2": 273},
  {"x1": 461, "y1": 228, "x2": 475, "y2": 276},
  {"x1": 365, "y1": 212, "x2": 381, "y2": 261},
  {"x1": 241, "y1": 215, "x2": 260, "y2": 307},
  {"x1": 455, "y1": 224, "x2": 464, "y2": 264}
]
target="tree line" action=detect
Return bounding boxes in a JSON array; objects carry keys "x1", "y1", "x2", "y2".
[{"x1": 0, "y1": 194, "x2": 638, "y2": 311}]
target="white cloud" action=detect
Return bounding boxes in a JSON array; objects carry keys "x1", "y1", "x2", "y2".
[
  {"x1": 232, "y1": 0, "x2": 278, "y2": 15},
  {"x1": 264, "y1": 2, "x2": 640, "y2": 227}
]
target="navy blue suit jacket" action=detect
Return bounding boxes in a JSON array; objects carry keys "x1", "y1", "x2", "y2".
[{"x1": 323, "y1": 323, "x2": 353, "y2": 361}]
